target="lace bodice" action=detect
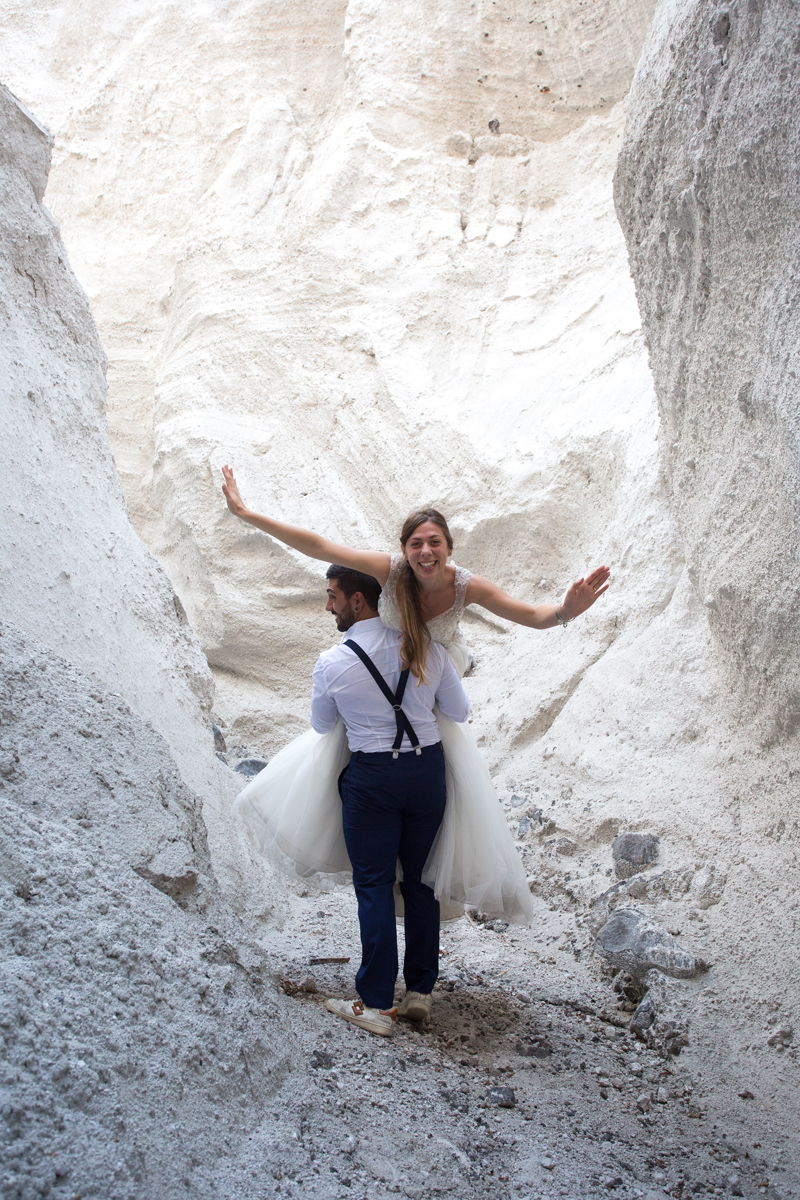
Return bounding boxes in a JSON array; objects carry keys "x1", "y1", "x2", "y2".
[{"x1": 378, "y1": 554, "x2": 472, "y2": 675}]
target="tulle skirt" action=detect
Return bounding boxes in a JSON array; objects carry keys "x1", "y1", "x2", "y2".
[{"x1": 234, "y1": 715, "x2": 533, "y2": 925}]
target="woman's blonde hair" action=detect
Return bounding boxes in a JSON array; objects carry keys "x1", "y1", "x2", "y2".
[{"x1": 396, "y1": 508, "x2": 454, "y2": 684}]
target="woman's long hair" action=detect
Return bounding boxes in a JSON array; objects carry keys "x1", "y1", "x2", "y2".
[{"x1": 396, "y1": 508, "x2": 454, "y2": 684}]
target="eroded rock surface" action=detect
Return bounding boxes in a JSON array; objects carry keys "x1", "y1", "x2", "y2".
[
  {"x1": 615, "y1": 0, "x2": 800, "y2": 739},
  {"x1": 3, "y1": 0, "x2": 800, "y2": 1194}
]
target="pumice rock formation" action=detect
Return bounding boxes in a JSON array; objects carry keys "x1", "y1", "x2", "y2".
[
  {"x1": 613, "y1": 0, "x2": 800, "y2": 1147},
  {"x1": 4, "y1": 1, "x2": 800, "y2": 1195},
  {"x1": 615, "y1": 0, "x2": 800, "y2": 740},
  {"x1": 0, "y1": 84, "x2": 288, "y2": 1198},
  {"x1": 1, "y1": 0, "x2": 658, "y2": 747}
]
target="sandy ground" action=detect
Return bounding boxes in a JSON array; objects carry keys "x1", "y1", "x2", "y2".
[{"x1": 240, "y1": 874, "x2": 794, "y2": 1200}]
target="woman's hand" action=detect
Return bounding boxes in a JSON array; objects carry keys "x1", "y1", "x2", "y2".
[
  {"x1": 559, "y1": 566, "x2": 611, "y2": 621},
  {"x1": 221, "y1": 464, "x2": 248, "y2": 519}
]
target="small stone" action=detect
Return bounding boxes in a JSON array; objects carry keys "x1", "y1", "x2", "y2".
[
  {"x1": 766, "y1": 1025, "x2": 793, "y2": 1048},
  {"x1": 636, "y1": 1092, "x2": 651, "y2": 1112},
  {"x1": 540, "y1": 1155, "x2": 555, "y2": 1170},
  {"x1": 516, "y1": 818, "x2": 532, "y2": 836},
  {"x1": 554, "y1": 837, "x2": 578, "y2": 856},
  {"x1": 516, "y1": 1038, "x2": 553, "y2": 1058},
  {"x1": 510, "y1": 794, "x2": 526, "y2": 808},
  {"x1": 212, "y1": 723, "x2": 227, "y2": 752},
  {"x1": 311, "y1": 1050, "x2": 334, "y2": 1069},
  {"x1": 234, "y1": 757, "x2": 268, "y2": 777},
  {"x1": 486, "y1": 1086, "x2": 516, "y2": 1108},
  {"x1": 612, "y1": 833, "x2": 660, "y2": 879}
]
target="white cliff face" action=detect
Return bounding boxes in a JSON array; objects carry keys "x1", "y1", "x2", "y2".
[
  {"x1": 615, "y1": 0, "x2": 800, "y2": 740},
  {"x1": 0, "y1": 82, "x2": 292, "y2": 1199},
  {"x1": 1, "y1": 0, "x2": 657, "y2": 748},
  {"x1": 0, "y1": 82, "x2": 214, "y2": 796},
  {"x1": 612, "y1": 0, "x2": 800, "y2": 1143}
]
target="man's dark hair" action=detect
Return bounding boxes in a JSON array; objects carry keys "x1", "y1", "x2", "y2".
[{"x1": 326, "y1": 564, "x2": 381, "y2": 610}]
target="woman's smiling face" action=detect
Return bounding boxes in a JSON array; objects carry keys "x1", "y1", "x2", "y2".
[{"x1": 403, "y1": 521, "x2": 450, "y2": 580}]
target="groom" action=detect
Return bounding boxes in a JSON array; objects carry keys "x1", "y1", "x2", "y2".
[{"x1": 311, "y1": 564, "x2": 469, "y2": 1036}]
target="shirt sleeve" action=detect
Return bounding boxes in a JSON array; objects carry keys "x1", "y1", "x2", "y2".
[
  {"x1": 310, "y1": 657, "x2": 339, "y2": 733},
  {"x1": 432, "y1": 648, "x2": 470, "y2": 723}
]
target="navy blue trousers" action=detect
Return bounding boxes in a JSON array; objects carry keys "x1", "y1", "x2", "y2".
[{"x1": 339, "y1": 742, "x2": 446, "y2": 1010}]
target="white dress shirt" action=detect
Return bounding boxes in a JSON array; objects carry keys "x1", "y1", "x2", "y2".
[{"x1": 310, "y1": 616, "x2": 469, "y2": 753}]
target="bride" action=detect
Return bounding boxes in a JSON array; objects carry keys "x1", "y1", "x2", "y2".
[{"x1": 223, "y1": 466, "x2": 610, "y2": 922}]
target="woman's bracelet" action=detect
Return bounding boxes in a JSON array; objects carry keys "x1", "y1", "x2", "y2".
[{"x1": 555, "y1": 607, "x2": 570, "y2": 628}]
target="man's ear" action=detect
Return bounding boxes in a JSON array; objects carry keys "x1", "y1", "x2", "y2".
[{"x1": 352, "y1": 591, "x2": 365, "y2": 613}]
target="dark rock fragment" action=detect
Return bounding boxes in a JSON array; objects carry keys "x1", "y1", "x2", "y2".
[
  {"x1": 234, "y1": 757, "x2": 268, "y2": 777},
  {"x1": 486, "y1": 1086, "x2": 516, "y2": 1108},
  {"x1": 612, "y1": 833, "x2": 659, "y2": 879}
]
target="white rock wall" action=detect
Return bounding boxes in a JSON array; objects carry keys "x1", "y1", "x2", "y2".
[
  {"x1": 1, "y1": 0, "x2": 657, "y2": 749},
  {"x1": 610, "y1": 0, "x2": 800, "y2": 1133},
  {"x1": 0, "y1": 82, "x2": 304, "y2": 1200},
  {"x1": 615, "y1": 0, "x2": 800, "y2": 740}
]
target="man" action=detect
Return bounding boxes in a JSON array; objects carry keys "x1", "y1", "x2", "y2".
[{"x1": 311, "y1": 564, "x2": 470, "y2": 1037}]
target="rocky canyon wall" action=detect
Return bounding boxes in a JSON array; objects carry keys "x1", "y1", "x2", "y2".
[
  {"x1": 3, "y1": 0, "x2": 800, "y2": 1190},
  {"x1": 615, "y1": 0, "x2": 800, "y2": 741},
  {"x1": 611, "y1": 0, "x2": 800, "y2": 1133},
  {"x1": 0, "y1": 84, "x2": 301, "y2": 1198},
  {"x1": 1, "y1": 0, "x2": 658, "y2": 748}
]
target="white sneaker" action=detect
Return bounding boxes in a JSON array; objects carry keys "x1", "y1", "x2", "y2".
[
  {"x1": 397, "y1": 991, "x2": 432, "y2": 1023},
  {"x1": 324, "y1": 997, "x2": 397, "y2": 1037}
]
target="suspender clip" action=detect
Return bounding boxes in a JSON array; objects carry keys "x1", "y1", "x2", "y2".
[
  {"x1": 392, "y1": 750, "x2": 399, "y2": 760},
  {"x1": 415, "y1": 746, "x2": 422, "y2": 756}
]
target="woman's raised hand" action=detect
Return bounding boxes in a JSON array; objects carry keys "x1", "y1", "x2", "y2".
[
  {"x1": 559, "y1": 566, "x2": 611, "y2": 621},
  {"x1": 221, "y1": 465, "x2": 247, "y2": 518}
]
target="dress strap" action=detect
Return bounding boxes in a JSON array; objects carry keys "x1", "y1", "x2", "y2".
[{"x1": 343, "y1": 639, "x2": 421, "y2": 757}]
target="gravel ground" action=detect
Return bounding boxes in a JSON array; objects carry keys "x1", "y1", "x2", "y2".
[{"x1": 242, "y1": 881, "x2": 794, "y2": 1200}]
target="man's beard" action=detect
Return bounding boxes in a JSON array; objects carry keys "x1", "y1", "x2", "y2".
[{"x1": 335, "y1": 609, "x2": 355, "y2": 632}]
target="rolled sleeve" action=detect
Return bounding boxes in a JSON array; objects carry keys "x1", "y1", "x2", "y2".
[
  {"x1": 310, "y1": 657, "x2": 339, "y2": 733},
  {"x1": 433, "y1": 651, "x2": 470, "y2": 723}
]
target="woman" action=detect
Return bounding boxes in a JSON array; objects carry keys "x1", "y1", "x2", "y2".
[
  {"x1": 223, "y1": 466, "x2": 610, "y2": 922},
  {"x1": 221, "y1": 465, "x2": 610, "y2": 675}
]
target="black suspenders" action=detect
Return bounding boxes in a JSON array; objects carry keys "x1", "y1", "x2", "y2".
[{"x1": 343, "y1": 639, "x2": 422, "y2": 759}]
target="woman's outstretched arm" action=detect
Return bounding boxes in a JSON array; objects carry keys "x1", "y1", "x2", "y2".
[
  {"x1": 221, "y1": 465, "x2": 392, "y2": 585},
  {"x1": 466, "y1": 566, "x2": 610, "y2": 629}
]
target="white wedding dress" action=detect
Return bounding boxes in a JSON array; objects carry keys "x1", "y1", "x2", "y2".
[{"x1": 234, "y1": 555, "x2": 534, "y2": 924}]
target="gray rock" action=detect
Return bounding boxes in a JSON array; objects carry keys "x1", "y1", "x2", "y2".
[
  {"x1": 234, "y1": 757, "x2": 268, "y2": 777},
  {"x1": 612, "y1": 833, "x2": 659, "y2": 879},
  {"x1": 595, "y1": 907, "x2": 708, "y2": 979},
  {"x1": 485, "y1": 1086, "x2": 516, "y2": 1108},
  {"x1": 516, "y1": 1038, "x2": 553, "y2": 1059},
  {"x1": 211, "y1": 723, "x2": 227, "y2": 753}
]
